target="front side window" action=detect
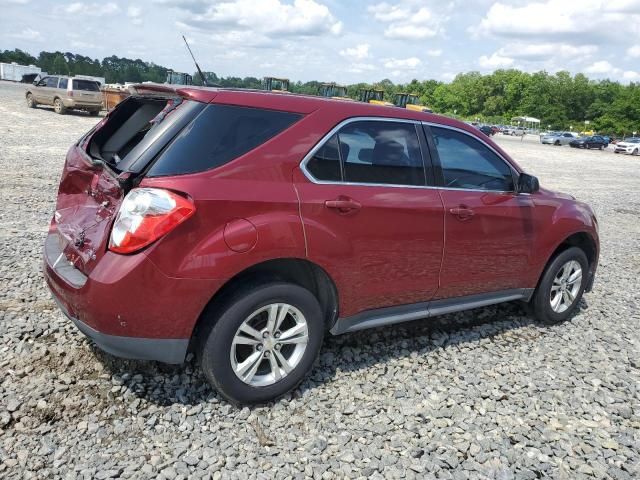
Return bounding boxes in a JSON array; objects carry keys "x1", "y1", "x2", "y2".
[
  {"x1": 46, "y1": 76, "x2": 59, "y2": 88},
  {"x1": 431, "y1": 126, "x2": 514, "y2": 191}
]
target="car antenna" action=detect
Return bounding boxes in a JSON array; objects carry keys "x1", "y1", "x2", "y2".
[{"x1": 182, "y1": 35, "x2": 208, "y2": 87}]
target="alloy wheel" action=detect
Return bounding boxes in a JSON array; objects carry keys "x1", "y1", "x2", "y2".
[
  {"x1": 230, "y1": 303, "x2": 309, "y2": 386},
  {"x1": 550, "y1": 260, "x2": 582, "y2": 313}
]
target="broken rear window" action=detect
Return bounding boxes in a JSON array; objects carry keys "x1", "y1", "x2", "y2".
[{"x1": 87, "y1": 97, "x2": 204, "y2": 173}]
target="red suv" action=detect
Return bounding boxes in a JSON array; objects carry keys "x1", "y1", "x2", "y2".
[{"x1": 44, "y1": 85, "x2": 599, "y2": 404}]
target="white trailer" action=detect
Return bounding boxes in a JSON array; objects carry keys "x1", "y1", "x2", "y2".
[{"x1": 0, "y1": 62, "x2": 42, "y2": 82}]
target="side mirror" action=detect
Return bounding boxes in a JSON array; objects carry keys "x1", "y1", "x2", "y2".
[
  {"x1": 518, "y1": 173, "x2": 539, "y2": 194},
  {"x1": 33, "y1": 80, "x2": 38, "y2": 85}
]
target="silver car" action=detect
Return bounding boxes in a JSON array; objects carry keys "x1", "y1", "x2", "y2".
[
  {"x1": 541, "y1": 132, "x2": 577, "y2": 146},
  {"x1": 614, "y1": 138, "x2": 640, "y2": 155},
  {"x1": 25, "y1": 75, "x2": 102, "y2": 115}
]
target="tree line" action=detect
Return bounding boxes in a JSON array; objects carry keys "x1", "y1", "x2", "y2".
[{"x1": 2, "y1": 48, "x2": 639, "y2": 135}]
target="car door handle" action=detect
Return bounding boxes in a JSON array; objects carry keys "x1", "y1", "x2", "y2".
[
  {"x1": 325, "y1": 197, "x2": 361, "y2": 214},
  {"x1": 449, "y1": 206, "x2": 475, "y2": 220}
]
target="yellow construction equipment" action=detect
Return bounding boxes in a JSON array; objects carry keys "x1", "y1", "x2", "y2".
[
  {"x1": 358, "y1": 88, "x2": 393, "y2": 106},
  {"x1": 263, "y1": 77, "x2": 289, "y2": 92},
  {"x1": 318, "y1": 82, "x2": 353, "y2": 100},
  {"x1": 394, "y1": 93, "x2": 432, "y2": 112}
]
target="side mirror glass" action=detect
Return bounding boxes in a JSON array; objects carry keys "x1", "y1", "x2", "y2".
[{"x1": 518, "y1": 173, "x2": 539, "y2": 194}]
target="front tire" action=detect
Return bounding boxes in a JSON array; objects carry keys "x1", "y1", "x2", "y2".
[
  {"x1": 531, "y1": 247, "x2": 588, "y2": 325},
  {"x1": 53, "y1": 98, "x2": 66, "y2": 114},
  {"x1": 26, "y1": 93, "x2": 36, "y2": 108},
  {"x1": 197, "y1": 282, "x2": 325, "y2": 405}
]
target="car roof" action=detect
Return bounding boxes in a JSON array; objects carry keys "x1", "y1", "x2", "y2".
[{"x1": 130, "y1": 83, "x2": 480, "y2": 137}]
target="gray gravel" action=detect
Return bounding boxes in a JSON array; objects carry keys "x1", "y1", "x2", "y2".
[{"x1": 0, "y1": 79, "x2": 638, "y2": 479}]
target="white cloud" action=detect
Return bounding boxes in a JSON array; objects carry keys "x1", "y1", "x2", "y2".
[
  {"x1": 368, "y1": 3, "x2": 443, "y2": 39},
  {"x1": 339, "y1": 44, "x2": 371, "y2": 60},
  {"x1": 628, "y1": 45, "x2": 640, "y2": 57},
  {"x1": 585, "y1": 60, "x2": 614, "y2": 74},
  {"x1": 498, "y1": 43, "x2": 598, "y2": 60},
  {"x1": 622, "y1": 70, "x2": 640, "y2": 80},
  {"x1": 347, "y1": 63, "x2": 376, "y2": 74},
  {"x1": 383, "y1": 57, "x2": 421, "y2": 69},
  {"x1": 478, "y1": 52, "x2": 514, "y2": 68},
  {"x1": 127, "y1": 5, "x2": 142, "y2": 24},
  {"x1": 426, "y1": 49, "x2": 442, "y2": 57},
  {"x1": 61, "y1": 2, "x2": 120, "y2": 16},
  {"x1": 475, "y1": 0, "x2": 639, "y2": 42},
  {"x1": 177, "y1": 0, "x2": 342, "y2": 38},
  {"x1": 7, "y1": 28, "x2": 41, "y2": 40}
]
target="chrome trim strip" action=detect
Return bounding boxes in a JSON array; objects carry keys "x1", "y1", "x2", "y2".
[
  {"x1": 330, "y1": 288, "x2": 534, "y2": 335},
  {"x1": 298, "y1": 116, "x2": 519, "y2": 194}
]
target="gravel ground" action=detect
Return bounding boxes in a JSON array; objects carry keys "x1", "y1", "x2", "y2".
[{"x1": 0, "y1": 79, "x2": 638, "y2": 479}]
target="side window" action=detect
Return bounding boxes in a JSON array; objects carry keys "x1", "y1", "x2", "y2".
[
  {"x1": 431, "y1": 126, "x2": 515, "y2": 191},
  {"x1": 46, "y1": 76, "x2": 59, "y2": 88},
  {"x1": 338, "y1": 121, "x2": 425, "y2": 186},
  {"x1": 306, "y1": 134, "x2": 341, "y2": 181},
  {"x1": 58, "y1": 78, "x2": 68, "y2": 90}
]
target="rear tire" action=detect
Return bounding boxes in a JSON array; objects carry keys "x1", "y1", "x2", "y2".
[
  {"x1": 531, "y1": 247, "x2": 588, "y2": 325},
  {"x1": 197, "y1": 282, "x2": 325, "y2": 405},
  {"x1": 89, "y1": 109, "x2": 100, "y2": 116},
  {"x1": 53, "y1": 98, "x2": 66, "y2": 114},
  {"x1": 26, "y1": 93, "x2": 36, "y2": 108}
]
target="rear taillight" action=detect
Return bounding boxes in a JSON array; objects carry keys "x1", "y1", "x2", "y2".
[{"x1": 109, "y1": 188, "x2": 195, "y2": 254}]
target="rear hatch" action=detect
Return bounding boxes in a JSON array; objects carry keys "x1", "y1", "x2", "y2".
[
  {"x1": 50, "y1": 94, "x2": 206, "y2": 275},
  {"x1": 71, "y1": 79, "x2": 103, "y2": 104}
]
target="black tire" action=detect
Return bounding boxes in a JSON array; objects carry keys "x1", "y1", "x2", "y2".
[
  {"x1": 89, "y1": 109, "x2": 100, "y2": 116},
  {"x1": 53, "y1": 98, "x2": 66, "y2": 114},
  {"x1": 26, "y1": 93, "x2": 36, "y2": 108},
  {"x1": 555, "y1": 141, "x2": 560, "y2": 146},
  {"x1": 633, "y1": 149, "x2": 639, "y2": 156},
  {"x1": 197, "y1": 282, "x2": 325, "y2": 405},
  {"x1": 599, "y1": 145, "x2": 604, "y2": 150},
  {"x1": 531, "y1": 246, "x2": 589, "y2": 325}
]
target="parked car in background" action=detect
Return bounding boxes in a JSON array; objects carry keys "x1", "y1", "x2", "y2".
[
  {"x1": 25, "y1": 75, "x2": 102, "y2": 115},
  {"x1": 44, "y1": 84, "x2": 599, "y2": 404},
  {"x1": 541, "y1": 132, "x2": 578, "y2": 146},
  {"x1": 504, "y1": 126, "x2": 526, "y2": 136},
  {"x1": 613, "y1": 137, "x2": 640, "y2": 155},
  {"x1": 569, "y1": 135, "x2": 608, "y2": 150},
  {"x1": 478, "y1": 125, "x2": 494, "y2": 136}
]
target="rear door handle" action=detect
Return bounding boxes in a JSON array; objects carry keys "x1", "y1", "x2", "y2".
[
  {"x1": 449, "y1": 206, "x2": 475, "y2": 220},
  {"x1": 325, "y1": 197, "x2": 361, "y2": 214}
]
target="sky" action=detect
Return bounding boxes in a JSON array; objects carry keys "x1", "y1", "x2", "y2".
[{"x1": 2, "y1": 0, "x2": 640, "y2": 84}]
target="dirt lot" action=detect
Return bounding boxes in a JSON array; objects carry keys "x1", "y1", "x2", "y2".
[{"x1": 0, "y1": 80, "x2": 638, "y2": 479}]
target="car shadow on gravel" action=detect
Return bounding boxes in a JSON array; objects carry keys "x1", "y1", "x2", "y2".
[{"x1": 89, "y1": 299, "x2": 587, "y2": 408}]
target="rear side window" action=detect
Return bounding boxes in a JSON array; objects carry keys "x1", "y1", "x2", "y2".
[
  {"x1": 306, "y1": 134, "x2": 341, "y2": 182},
  {"x1": 73, "y1": 79, "x2": 100, "y2": 91},
  {"x1": 431, "y1": 126, "x2": 514, "y2": 191},
  {"x1": 340, "y1": 121, "x2": 424, "y2": 186},
  {"x1": 59, "y1": 78, "x2": 68, "y2": 89},
  {"x1": 149, "y1": 105, "x2": 301, "y2": 176}
]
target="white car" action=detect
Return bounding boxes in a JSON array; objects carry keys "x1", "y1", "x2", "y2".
[{"x1": 614, "y1": 138, "x2": 640, "y2": 155}]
